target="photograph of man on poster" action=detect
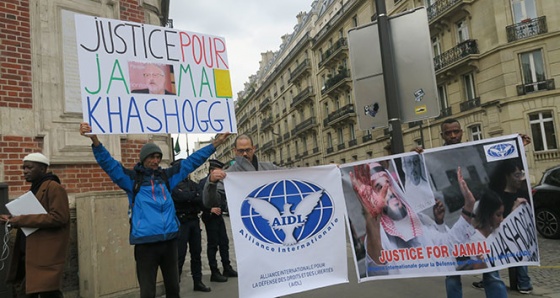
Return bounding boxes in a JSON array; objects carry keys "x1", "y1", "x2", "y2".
[
  {"x1": 346, "y1": 160, "x2": 475, "y2": 277},
  {"x1": 130, "y1": 62, "x2": 176, "y2": 95}
]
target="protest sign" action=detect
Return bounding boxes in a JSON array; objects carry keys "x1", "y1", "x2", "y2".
[
  {"x1": 224, "y1": 165, "x2": 348, "y2": 298},
  {"x1": 75, "y1": 14, "x2": 237, "y2": 134},
  {"x1": 339, "y1": 135, "x2": 539, "y2": 281}
]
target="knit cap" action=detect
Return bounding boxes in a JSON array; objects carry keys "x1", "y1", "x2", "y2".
[
  {"x1": 139, "y1": 143, "x2": 162, "y2": 162},
  {"x1": 23, "y1": 153, "x2": 50, "y2": 166}
]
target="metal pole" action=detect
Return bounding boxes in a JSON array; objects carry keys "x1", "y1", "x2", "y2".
[{"x1": 374, "y1": 0, "x2": 404, "y2": 154}]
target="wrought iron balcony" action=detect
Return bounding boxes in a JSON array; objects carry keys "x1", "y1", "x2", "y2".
[
  {"x1": 427, "y1": 0, "x2": 463, "y2": 22},
  {"x1": 237, "y1": 114, "x2": 248, "y2": 125},
  {"x1": 319, "y1": 37, "x2": 348, "y2": 68},
  {"x1": 261, "y1": 116, "x2": 273, "y2": 131},
  {"x1": 348, "y1": 139, "x2": 358, "y2": 147},
  {"x1": 436, "y1": 106, "x2": 452, "y2": 119},
  {"x1": 326, "y1": 147, "x2": 334, "y2": 154},
  {"x1": 459, "y1": 97, "x2": 481, "y2": 112},
  {"x1": 277, "y1": 136, "x2": 283, "y2": 144},
  {"x1": 283, "y1": 132, "x2": 291, "y2": 140},
  {"x1": 291, "y1": 87, "x2": 314, "y2": 109},
  {"x1": 289, "y1": 59, "x2": 311, "y2": 83},
  {"x1": 291, "y1": 118, "x2": 317, "y2": 136},
  {"x1": 362, "y1": 134, "x2": 373, "y2": 143},
  {"x1": 408, "y1": 121, "x2": 422, "y2": 128},
  {"x1": 313, "y1": 147, "x2": 319, "y2": 154},
  {"x1": 324, "y1": 104, "x2": 355, "y2": 126},
  {"x1": 516, "y1": 78, "x2": 555, "y2": 95},
  {"x1": 261, "y1": 140, "x2": 274, "y2": 153},
  {"x1": 337, "y1": 143, "x2": 345, "y2": 150},
  {"x1": 433, "y1": 39, "x2": 478, "y2": 72},
  {"x1": 259, "y1": 97, "x2": 271, "y2": 110},
  {"x1": 321, "y1": 69, "x2": 351, "y2": 96},
  {"x1": 507, "y1": 16, "x2": 547, "y2": 42}
]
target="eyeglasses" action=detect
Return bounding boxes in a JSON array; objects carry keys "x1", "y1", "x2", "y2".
[
  {"x1": 143, "y1": 73, "x2": 164, "y2": 78},
  {"x1": 236, "y1": 148, "x2": 253, "y2": 154}
]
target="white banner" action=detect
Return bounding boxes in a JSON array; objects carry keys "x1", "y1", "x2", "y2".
[
  {"x1": 75, "y1": 14, "x2": 237, "y2": 134},
  {"x1": 340, "y1": 135, "x2": 540, "y2": 281},
  {"x1": 224, "y1": 165, "x2": 348, "y2": 298}
]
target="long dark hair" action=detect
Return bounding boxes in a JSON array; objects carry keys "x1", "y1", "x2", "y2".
[
  {"x1": 474, "y1": 189, "x2": 503, "y2": 230},
  {"x1": 488, "y1": 159, "x2": 522, "y2": 193}
]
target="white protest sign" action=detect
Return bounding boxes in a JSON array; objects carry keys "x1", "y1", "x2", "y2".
[
  {"x1": 224, "y1": 165, "x2": 348, "y2": 298},
  {"x1": 75, "y1": 14, "x2": 237, "y2": 134}
]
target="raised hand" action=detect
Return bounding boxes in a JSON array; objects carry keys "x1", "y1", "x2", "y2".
[
  {"x1": 457, "y1": 167, "x2": 475, "y2": 217},
  {"x1": 350, "y1": 164, "x2": 387, "y2": 218}
]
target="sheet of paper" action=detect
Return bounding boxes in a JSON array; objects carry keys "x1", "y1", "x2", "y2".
[{"x1": 6, "y1": 191, "x2": 47, "y2": 236}]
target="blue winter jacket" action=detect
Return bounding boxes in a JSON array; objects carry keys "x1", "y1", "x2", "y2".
[{"x1": 92, "y1": 142, "x2": 215, "y2": 245}]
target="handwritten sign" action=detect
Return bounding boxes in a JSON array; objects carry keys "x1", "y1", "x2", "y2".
[{"x1": 75, "y1": 14, "x2": 237, "y2": 134}]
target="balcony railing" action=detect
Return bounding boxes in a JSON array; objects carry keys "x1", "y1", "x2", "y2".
[
  {"x1": 289, "y1": 59, "x2": 311, "y2": 83},
  {"x1": 259, "y1": 97, "x2": 271, "y2": 110},
  {"x1": 261, "y1": 140, "x2": 274, "y2": 152},
  {"x1": 427, "y1": 0, "x2": 462, "y2": 22},
  {"x1": 362, "y1": 134, "x2": 373, "y2": 142},
  {"x1": 322, "y1": 69, "x2": 351, "y2": 96},
  {"x1": 436, "y1": 106, "x2": 452, "y2": 119},
  {"x1": 459, "y1": 97, "x2": 481, "y2": 112},
  {"x1": 291, "y1": 118, "x2": 317, "y2": 136},
  {"x1": 326, "y1": 147, "x2": 334, "y2": 154},
  {"x1": 506, "y1": 16, "x2": 547, "y2": 43},
  {"x1": 325, "y1": 104, "x2": 355, "y2": 126},
  {"x1": 434, "y1": 39, "x2": 478, "y2": 71},
  {"x1": 348, "y1": 139, "x2": 357, "y2": 147},
  {"x1": 313, "y1": 147, "x2": 319, "y2": 154},
  {"x1": 319, "y1": 37, "x2": 348, "y2": 68},
  {"x1": 261, "y1": 116, "x2": 273, "y2": 131},
  {"x1": 291, "y1": 87, "x2": 314, "y2": 109},
  {"x1": 337, "y1": 143, "x2": 345, "y2": 150},
  {"x1": 516, "y1": 78, "x2": 555, "y2": 95},
  {"x1": 283, "y1": 132, "x2": 291, "y2": 140}
]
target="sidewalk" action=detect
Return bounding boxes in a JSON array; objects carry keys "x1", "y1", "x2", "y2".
[{"x1": 174, "y1": 216, "x2": 556, "y2": 298}]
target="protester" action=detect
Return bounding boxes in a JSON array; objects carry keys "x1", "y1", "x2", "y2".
[
  {"x1": 199, "y1": 159, "x2": 233, "y2": 282},
  {"x1": 131, "y1": 63, "x2": 175, "y2": 95},
  {"x1": 171, "y1": 170, "x2": 211, "y2": 292},
  {"x1": 489, "y1": 159, "x2": 534, "y2": 294},
  {"x1": 79, "y1": 122, "x2": 228, "y2": 298},
  {"x1": 0, "y1": 153, "x2": 70, "y2": 298},
  {"x1": 349, "y1": 161, "x2": 476, "y2": 276},
  {"x1": 202, "y1": 134, "x2": 282, "y2": 279}
]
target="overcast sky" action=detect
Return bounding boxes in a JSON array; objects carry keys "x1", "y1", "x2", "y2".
[{"x1": 169, "y1": 0, "x2": 313, "y2": 156}]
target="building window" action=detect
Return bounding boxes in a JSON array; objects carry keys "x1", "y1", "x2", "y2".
[
  {"x1": 457, "y1": 19, "x2": 470, "y2": 43},
  {"x1": 295, "y1": 140, "x2": 299, "y2": 155},
  {"x1": 432, "y1": 36, "x2": 442, "y2": 57},
  {"x1": 520, "y1": 49, "x2": 546, "y2": 92},
  {"x1": 511, "y1": 0, "x2": 537, "y2": 23},
  {"x1": 469, "y1": 124, "x2": 483, "y2": 141},
  {"x1": 463, "y1": 73, "x2": 476, "y2": 100},
  {"x1": 352, "y1": 15, "x2": 358, "y2": 27},
  {"x1": 349, "y1": 123, "x2": 356, "y2": 141},
  {"x1": 529, "y1": 111, "x2": 558, "y2": 151},
  {"x1": 438, "y1": 84, "x2": 449, "y2": 109},
  {"x1": 337, "y1": 128, "x2": 344, "y2": 145}
]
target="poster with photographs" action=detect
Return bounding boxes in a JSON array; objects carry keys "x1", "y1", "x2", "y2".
[{"x1": 340, "y1": 134, "x2": 539, "y2": 281}]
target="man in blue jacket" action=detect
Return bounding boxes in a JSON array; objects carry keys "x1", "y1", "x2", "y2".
[{"x1": 80, "y1": 122, "x2": 228, "y2": 298}]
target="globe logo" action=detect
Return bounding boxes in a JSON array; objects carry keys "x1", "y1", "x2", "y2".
[
  {"x1": 487, "y1": 143, "x2": 516, "y2": 158},
  {"x1": 240, "y1": 179, "x2": 334, "y2": 246}
]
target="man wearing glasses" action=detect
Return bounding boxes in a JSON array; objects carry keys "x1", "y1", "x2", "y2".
[
  {"x1": 202, "y1": 134, "x2": 281, "y2": 278},
  {"x1": 132, "y1": 63, "x2": 175, "y2": 95}
]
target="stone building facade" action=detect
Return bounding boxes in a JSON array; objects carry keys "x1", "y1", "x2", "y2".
[
  {"x1": 0, "y1": 0, "x2": 171, "y2": 296},
  {"x1": 216, "y1": 0, "x2": 560, "y2": 185}
]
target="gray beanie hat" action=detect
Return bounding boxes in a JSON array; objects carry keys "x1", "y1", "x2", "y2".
[{"x1": 140, "y1": 143, "x2": 162, "y2": 162}]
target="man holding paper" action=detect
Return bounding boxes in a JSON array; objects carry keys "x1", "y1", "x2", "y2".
[{"x1": 0, "y1": 153, "x2": 70, "y2": 298}]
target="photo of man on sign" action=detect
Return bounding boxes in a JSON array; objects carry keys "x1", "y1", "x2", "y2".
[{"x1": 130, "y1": 62, "x2": 176, "y2": 95}]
